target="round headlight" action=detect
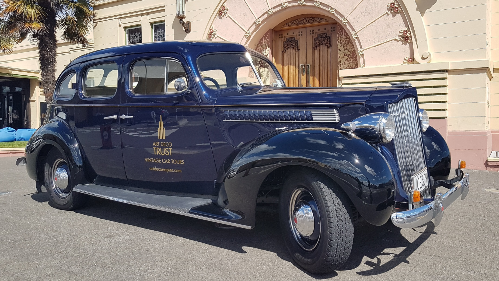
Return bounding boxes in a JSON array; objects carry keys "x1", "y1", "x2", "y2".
[
  {"x1": 380, "y1": 115, "x2": 395, "y2": 142},
  {"x1": 419, "y1": 109, "x2": 429, "y2": 132}
]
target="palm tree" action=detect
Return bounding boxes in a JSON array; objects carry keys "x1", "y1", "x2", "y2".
[{"x1": 0, "y1": 0, "x2": 95, "y2": 104}]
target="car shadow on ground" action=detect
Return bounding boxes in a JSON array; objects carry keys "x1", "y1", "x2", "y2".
[
  {"x1": 30, "y1": 192, "x2": 436, "y2": 278},
  {"x1": 344, "y1": 220, "x2": 436, "y2": 276}
]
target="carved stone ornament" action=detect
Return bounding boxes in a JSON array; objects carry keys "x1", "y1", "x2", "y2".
[
  {"x1": 218, "y1": 5, "x2": 228, "y2": 18},
  {"x1": 313, "y1": 33, "x2": 332, "y2": 50},
  {"x1": 403, "y1": 57, "x2": 415, "y2": 64},
  {"x1": 388, "y1": 1, "x2": 401, "y2": 14},
  {"x1": 298, "y1": 0, "x2": 305, "y2": 5},
  {"x1": 314, "y1": 1, "x2": 321, "y2": 7},
  {"x1": 399, "y1": 29, "x2": 412, "y2": 43},
  {"x1": 282, "y1": 1, "x2": 289, "y2": 8},
  {"x1": 207, "y1": 27, "x2": 217, "y2": 40},
  {"x1": 282, "y1": 17, "x2": 328, "y2": 29},
  {"x1": 283, "y1": 37, "x2": 300, "y2": 53}
]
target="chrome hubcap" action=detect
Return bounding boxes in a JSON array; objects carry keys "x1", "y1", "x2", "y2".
[
  {"x1": 51, "y1": 159, "x2": 70, "y2": 198},
  {"x1": 293, "y1": 204, "x2": 315, "y2": 237},
  {"x1": 54, "y1": 167, "x2": 69, "y2": 190},
  {"x1": 289, "y1": 188, "x2": 321, "y2": 251}
]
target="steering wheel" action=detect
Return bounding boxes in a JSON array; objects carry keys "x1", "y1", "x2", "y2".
[{"x1": 202, "y1": 77, "x2": 220, "y2": 90}]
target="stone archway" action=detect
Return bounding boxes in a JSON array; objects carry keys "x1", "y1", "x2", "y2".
[{"x1": 204, "y1": 0, "x2": 427, "y2": 68}]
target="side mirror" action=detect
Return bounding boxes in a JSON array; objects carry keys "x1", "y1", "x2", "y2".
[{"x1": 174, "y1": 77, "x2": 188, "y2": 92}]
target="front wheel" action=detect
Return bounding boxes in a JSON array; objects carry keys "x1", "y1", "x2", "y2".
[
  {"x1": 280, "y1": 170, "x2": 354, "y2": 274},
  {"x1": 44, "y1": 148, "x2": 85, "y2": 210}
]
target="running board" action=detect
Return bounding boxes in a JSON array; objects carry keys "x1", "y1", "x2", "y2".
[{"x1": 73, "y1": 184, "x2": 250, "y2": 229}]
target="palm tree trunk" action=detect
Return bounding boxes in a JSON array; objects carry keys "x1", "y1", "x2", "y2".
[{"x1": 37, "y1": 0, "x2": 57, "y2": 105}]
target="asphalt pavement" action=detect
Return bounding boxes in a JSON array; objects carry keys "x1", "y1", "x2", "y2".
[{"x1": 1, "y1": 155, "x2": 498, "y2": 280}]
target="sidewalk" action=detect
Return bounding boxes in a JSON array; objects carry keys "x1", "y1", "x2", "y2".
[{"x1": 0, "y1": 148, "x2": 25, "y2": 158}]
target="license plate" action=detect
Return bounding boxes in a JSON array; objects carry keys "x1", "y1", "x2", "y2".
[{"x1": 412, "y1": 168, "x2": 429, "y2": 192}]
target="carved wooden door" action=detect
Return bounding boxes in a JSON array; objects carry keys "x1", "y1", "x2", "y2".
[
  {"x1": 273, "y1": 28, "x2": 307, "y2": 87},
  {"x1": 274, "y1": 24, "x2": 337, "y2": 87}
]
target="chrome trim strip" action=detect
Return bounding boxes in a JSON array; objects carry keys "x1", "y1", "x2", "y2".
[
  {"x1": 222, "y1": 120, "x2": 339, "y2": 123},
  {"x1": 310, "y1": 109, "x2": 340, "y2": 122},
  {"x1": 74, "y1": 186, "x2": 253, "y2": 230},
  {"x1": 222, "y1": 109, "x2": 339, "y2": 123},
  {"x1": 391, "y1": 173, "x2": 469, "y2": 228}
]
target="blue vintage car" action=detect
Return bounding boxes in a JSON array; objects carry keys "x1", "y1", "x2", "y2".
[{"x1": 20, "y1": 41, "x2": 469, "y2": 274}]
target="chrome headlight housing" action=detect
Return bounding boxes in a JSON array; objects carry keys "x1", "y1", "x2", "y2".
[
  {"x1": 419, "y1": 109, "x2": 429, "y2": 132},
  {"x1": 342, "y1": 113, "x2": 395, "y2": 143},
  {"x1": 381, "y1": 114, "x2": 395, "y2": 142}
]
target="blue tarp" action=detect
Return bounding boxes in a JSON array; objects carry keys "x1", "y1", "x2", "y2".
[
  {"x1": 16, "y1": 129, "x2": 36, "y2": 141},
  {"x1": 0, "y1": 127, "x2": 36, "y2": 142},
  {"x1": 0, "y1": 127, "x2": 17, "y2": 142}
]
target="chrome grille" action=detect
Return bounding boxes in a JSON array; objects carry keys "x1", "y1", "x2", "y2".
[{"x1": 388, "y1": 98, "x2": 428, "y2": 195}]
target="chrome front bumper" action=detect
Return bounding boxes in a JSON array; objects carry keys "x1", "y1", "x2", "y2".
[{"x1": 391, "y1": 173, "x2": 469, "y2": 228}]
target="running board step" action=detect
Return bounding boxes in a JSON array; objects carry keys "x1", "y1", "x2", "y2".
[{"x1": 73, "y1": 184, "x2": 249, "y2": 229}]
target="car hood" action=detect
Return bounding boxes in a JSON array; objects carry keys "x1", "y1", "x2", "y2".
[{"x1": 213, "y1": 87, "x2": 415, "y2": 107}]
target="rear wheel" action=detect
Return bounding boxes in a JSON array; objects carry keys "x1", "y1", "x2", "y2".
[
  {"x1": 44, "y1": 148, "x2": 85, "y2": 210},
  {"x1": 280, "y1": 170, "x2": 354, "y2": 274}
]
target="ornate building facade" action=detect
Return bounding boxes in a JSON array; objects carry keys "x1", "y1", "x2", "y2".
[{"x1": 1, "y1": 0, "x2": 498, "y2": 170}]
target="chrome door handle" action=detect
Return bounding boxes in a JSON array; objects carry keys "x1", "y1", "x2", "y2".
[
  {"x1": 306, "y1": 64, "x2": 311, "y2": 87},
  {"x1": 103, "y1": 115, "x2": 117, "y2": 120},
  {"x1": 300, "y1": 64, "x2": 305, "y2": 75},
  {"x1": 120, "y1": 114, "x2": 134, "y2": 119}
]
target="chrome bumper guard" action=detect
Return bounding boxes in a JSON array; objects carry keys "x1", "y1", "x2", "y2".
[{"x1": 391, "y1": 173, "x2": 469, "y2": 228}]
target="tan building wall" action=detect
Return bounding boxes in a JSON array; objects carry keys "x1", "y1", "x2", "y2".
[
  {"x1": 1, "y1": 0, "x2": 497, "y2": 169},
  {"x1": 0, "y1": 30, "x2": 94, "y2": 129},
  {"x1": 490, "y1": 0, "x2": 499, "y2": 166}
]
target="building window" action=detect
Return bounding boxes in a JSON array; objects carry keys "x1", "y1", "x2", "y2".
[
  {"x1": 152, "y1": 22, "x2": 165, "y2": 42},
  {"x1": 126, "y1": 26, "x2": 142, "y2": 45}
]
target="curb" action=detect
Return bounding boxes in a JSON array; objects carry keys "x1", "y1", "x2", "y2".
[{"x1": 0, "y1": 148, "x2": 25, "y2": 158}]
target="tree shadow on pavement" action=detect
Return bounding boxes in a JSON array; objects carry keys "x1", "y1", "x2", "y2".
[{"x1": 36, "y1": 195, "x2": 435, "y2": 278}]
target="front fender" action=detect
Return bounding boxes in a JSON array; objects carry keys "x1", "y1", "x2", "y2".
[
  {"x1": 25, "y1": 118, "x2": 84, "y2": 184},
  {"x1": 223, "y1": 129, "x2": 396, "y2": 227},
  {"x1": 422, "y1": 126, "x2": 451, "y2": 180}
]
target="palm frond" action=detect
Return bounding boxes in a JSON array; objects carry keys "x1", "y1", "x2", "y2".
[
  {"x1": 1, "y1": 0, "x2": 45, "y2": 22},
  {"x1": 56, "y1": 0, "x2": 95, "y2": 45}
]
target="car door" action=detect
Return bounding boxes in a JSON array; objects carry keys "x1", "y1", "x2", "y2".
[
  {"x1": 74, "y1": 57, "x2": 127, "y2": 185},
  {"x1": 120, "y1": 54, "x2": 217, "y2": 195}
]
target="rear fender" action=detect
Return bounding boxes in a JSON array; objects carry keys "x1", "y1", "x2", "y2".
[
  {"x1": 223, "y1": 129, "x2": 396, "y2": 228},
  {"x1": 25, "y1": 119, "x2": 85, "y2": 184}
]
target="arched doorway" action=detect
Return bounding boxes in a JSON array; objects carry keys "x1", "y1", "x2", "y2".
[
  {"x1": 272, "y1": 15, "x2": 338, "y2": 87},
  {"x1": 206, "y1": 1, "x2": 417, "y2": 86}
]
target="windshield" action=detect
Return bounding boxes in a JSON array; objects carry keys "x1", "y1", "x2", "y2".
[{"x1": 197, "y1": 52, "x2": 283, "y2": 97}]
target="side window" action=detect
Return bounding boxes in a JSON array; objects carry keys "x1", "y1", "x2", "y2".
[
  {"x1": 130, "y1": 58, "x2": 188, "y2": 95},
  {"x1": 56, "y1": 71, "x2": 77, "y2": 99},
  {"x1": 84, "y1": 63, "x2": 119, "y2": 98}
]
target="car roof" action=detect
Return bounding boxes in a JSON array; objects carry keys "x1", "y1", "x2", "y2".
[{"x1": 68, "y1": 41, "x2": 248, "y2": 67}]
